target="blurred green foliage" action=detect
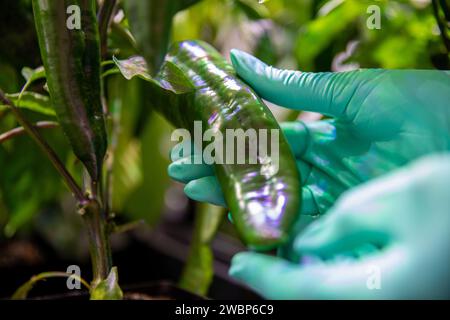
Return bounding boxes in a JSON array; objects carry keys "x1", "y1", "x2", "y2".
[{"x1": 0, "y1": 0, "x2": 447, "y2": 253}]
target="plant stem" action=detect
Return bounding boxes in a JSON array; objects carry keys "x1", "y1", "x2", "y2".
[
  {"x1": 0, "y1": 121, "x2": 59, "y2": 144},
  {"x1": 0, "y1": 90, "x2": 86, "y2": 203},
  {"x1": 81, "y1": 199, "x2": 112, "y2": 285},
  {"x1": 103, "y1": 78, "x2": 122, "y2": 218},
  {"x1": 432, "y1": 0, "x2": 450, "y2": 52},
  {"x1": 98, "y1": 0, "x2": 118, "y2": 59}
]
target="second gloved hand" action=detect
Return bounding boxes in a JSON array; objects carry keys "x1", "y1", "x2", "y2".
[{"x1": 230, "y1": 154, "x2": 450, "y2": 299}]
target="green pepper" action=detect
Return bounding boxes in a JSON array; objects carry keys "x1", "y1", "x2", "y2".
[
  {"x1": 117, "y1": 40, "x2": 301, "y2": 250},
  {"x1": 32, "y1": 0, "x2": 107, "y2": 181}
]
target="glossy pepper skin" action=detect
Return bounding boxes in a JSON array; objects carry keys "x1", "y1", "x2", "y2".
[
  {"x1": 151, "y1": 40, "x2": 301, "y2": 250},
  {"x1": 32, "y1": 0, "x2": 107, "y2": 180}
]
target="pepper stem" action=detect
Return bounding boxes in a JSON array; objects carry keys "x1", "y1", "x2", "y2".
[{"x1": 80, "y1": 198, "x2": 112, "y2": 285}]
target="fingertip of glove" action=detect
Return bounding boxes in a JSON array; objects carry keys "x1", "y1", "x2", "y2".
[
  {"x1": 167, "y1": 162, "x2": 184, "y2": 182},
  {"x1": 229, "y1": 49, "x2": 243, "y2": 66},
  {"x1": 184, "y1": 180, "x2": 199, "y2": 198},
  {"x1": 230, "y1": 49, "x2": 265, "y2": 77},
  {"x1": 229, "y1": 252, "x2": 252, "y2": 278},
  {"x1": 292, "y1": 221, "x2": 326, "y2": 253},
  {"x1": 184, "y1": 178, "x2": 211, "y2": 200}
]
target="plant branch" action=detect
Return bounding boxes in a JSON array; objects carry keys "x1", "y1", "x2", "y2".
[
  {"x1": 439, "y1": 0, "x2": 450, "y2": 22},
  {"x1": 104, "y1": 111, "x2": 121, "y2": 218},
  {"x1": 98, "y1": 0, "x2": 118, "y2": 59},
  {"x1": 432, "y1": 0, "x2": 450, "y2": 52},
  {"x1": 0, "y1": 89, "x2": 86, "y2": 203},
  {"x1": 0, "y1": 121, "x2": 59, "y2": 144}
]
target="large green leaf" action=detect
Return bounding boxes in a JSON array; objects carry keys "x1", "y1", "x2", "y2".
[
  {"x1": 122, "y1": 112, "x2": 172, "y2": 226},
  {"x1": 106, "y1": 76, "x2": 171, "y2": 226},
  {"x1": 179, "y1": 203, "x2": 225, "y2": 296},
  {"x1": 123, "y1": 0, "x2": 201, "y2": 74},
  {"x1": 0, "y1": 128, "x2": 70, "y2": 237},
  {"x1": 295, "y1": 0, "x2": 365, "y2": 70},
  {"x1": 3, "y1": 92, "x2": 55, "y2": 117}
]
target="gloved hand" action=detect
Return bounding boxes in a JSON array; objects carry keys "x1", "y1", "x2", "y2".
[
  {"x1": 230, "y1": 154, "x2": 450, "y2": 299},
  {"x1": 169, "y1": 50, "x2": 450, "y2": 220}
]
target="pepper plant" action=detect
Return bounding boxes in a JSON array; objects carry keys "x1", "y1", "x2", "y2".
[{"x1": 0, "y1": 0, "x2": 207, "y2": 299}]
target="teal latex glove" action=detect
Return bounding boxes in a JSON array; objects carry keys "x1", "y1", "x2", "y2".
[
  {"x1": 169, "y1": 50, "x2": 450, "y2": 220},
  {"x1": 230, "y1": 154, "x2": 450, "y2": 299}
]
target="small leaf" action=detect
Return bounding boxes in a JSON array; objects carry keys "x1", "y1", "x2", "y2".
[
  {"x1": 5, "y1": 92, "x2": 55, "y2": 116},
  {"x1": 112, "y1": 56, "x2": 152, "y2": 81},
  {"x1": 21, "y1": 66, "x2": 45, "y2": 83},
  {"x1": 113, "y1": 56, "x2": 195, "y2": 94},
  {"x1": 12, "y1": 272, "x2": 90, "y2": 299},
  {"x1": 90, "y1": 267, "x2": 123, "y2": 300},
  {"x1": 19, "y1": 66, "x2": 46, "y2": 102}
]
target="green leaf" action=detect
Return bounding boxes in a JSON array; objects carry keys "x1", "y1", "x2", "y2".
[
  {"x1": 106, "y1": 76, "x2": 170, "y2": 226},
  {"x1": 90, "y1": 267, "x2": 123, "y2": 300},
  {"x1": 295, "y1": 0, "x2": 365, "y2": 69},
  {"x1": 0, "y1": 126, "x2": 70, "y2": 237},
  {"x1": 123, "y1": 0, "x2": 176, "y2": 73},
  {"x1": 113, "y1": 56, "x2": 195, "y2": 94},
  {"x1": 4, "y1": 92, "x2": 55, "y2": 117},
  {"x1": 12, "y1": 272, "x2": 90, "y2": 300},
  {"x1": 21, "y1": 66, "x2": 45, "y2": 84},
  {"x1": 112, "y1": 56, "x2": 152, "y2": 81},
  {"x1": 179, "y1": 204, "x2": 225, "y2": 296},
  {"x1": 123, "y1": 112, "x2": 172, "y2": 225},
  {"x1": 123, "y1": 0, "x2": 200, "y2": 73},
  {"x1": 108, "y1": 21, "x2": 139, "y2": 58},
  {"x1": 235, "y1": 0, "x2": 269, "y2": 20},
  {"x1": 19, "y1": 66, "x2": 46, "y2": 103}
]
